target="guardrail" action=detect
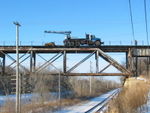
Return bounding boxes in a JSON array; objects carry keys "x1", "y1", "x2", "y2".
[{"x1": 0, "y1": 40, "x2": 147, "y2": 46}]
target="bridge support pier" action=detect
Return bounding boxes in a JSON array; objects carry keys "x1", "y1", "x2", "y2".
[{"x1": 30, "y1": 51, "x2": 36, "y2": 74}]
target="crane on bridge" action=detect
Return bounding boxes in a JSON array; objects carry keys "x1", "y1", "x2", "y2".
[
  {"x1": 44, "y1": 31, "x2": 71, "y2": 39},
  {"x1": 44, "y1": 30, "x2": 104, "y2": 47}
]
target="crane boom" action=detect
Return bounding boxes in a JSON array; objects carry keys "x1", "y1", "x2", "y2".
[{"x1": 44, "y1": 30, "x2": 71, "y2": 38}]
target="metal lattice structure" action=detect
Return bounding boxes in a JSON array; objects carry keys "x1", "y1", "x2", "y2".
[{"x1": 0, "y1": 45, "x2": 150, "y2": 94}]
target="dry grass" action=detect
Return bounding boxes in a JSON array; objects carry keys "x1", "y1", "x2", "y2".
[
  {"x1": 0, "y1": 98, "x2": 83, "y2": 113},
  {"x1": 106, "y1": 78, "x2": 150, "y2": 113},
  {"x1": 21, "y1": 98, "x2": 83, "y2": 113},
  {"x1": 0, "y1": 99, "x2": 15, "y2": 113}
]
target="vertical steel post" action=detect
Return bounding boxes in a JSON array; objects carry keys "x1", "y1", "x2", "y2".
[
  {"x1": 33, "y1": 52, "x2": 36, "y2": 73},
  {"x1": 2, "y1": 55, "x2": 5, "y2": 75},
  {"x1": 30, "y1": 51, "x2": 36, "y2": 74},
  {"x1": 30, "y1": 51, "x2": 33, "y2": 74},
  {"x1": 126, "y1": 52, "x2": 128, "y2": 69},
  {"x1": 63, "y1": 51, "x2": 66, "y2": 73},
  {"x1": 14, "y1": 22, "x2": 21, "y2": 113},
  {"x1": 128, "y1": 48, "x2": 132, "y2": 73},
  {"x1": 96, "y1": 51, "x2": 99, "y2": 73}
]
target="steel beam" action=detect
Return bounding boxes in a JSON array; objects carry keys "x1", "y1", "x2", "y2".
[
  {"x1": 7, "y1": 50, "x2": 31, "y2": 67},
  {"x1": 2, "y1": 55, "x2": 5, "y2": 75},
  {"x1": 0, "y1": 52, "x2": 29, "y2": 72},
  {"x1": 35, "y1": 52, "x2": 63, "y2": 73},
  {"x1": 12, "y1": 55, "x2": 30, "y2": 69},
  {"x1": 126, "y1": 52, "x2": 128, "y2": 69},
  {"x1": 37, "y1": 54, "x2": 59, "y2": 72},
  {"x1": 63, "y1": 51, "x2": 67, "y2": 73},
  {"x1": 35, "y1": 52, "x2": 62, "y2": 72},
  {"x1": 57, "y1": 73, "x2": 130, "y2": 76},
  {"x1": 99, "y1": 63, "x2": 111, "y2": 73},
  {"x1": 30, "y1": 51, "x2": 36, "y2": 73},
  {"x1": 96, "y1": 50, "x2": 99, "y2": 73},
  {"x1": 0, "y1": 46, "x2": 135, "y2": 77},
  {"x1": 128, "y1": 48, "x2": 133, "y2": 73},
  {"x1": 97, "y1": 49, "x2": 131, "y2": 74},
  {"x1": 1, "y1": 45, "x2": 150, "y2": 53}
]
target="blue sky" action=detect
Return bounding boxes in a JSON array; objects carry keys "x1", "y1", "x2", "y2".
[
  {"x1": 0, "y1": 0, "x2": 150, "y2": 45},
  {"x1": 1, "y1": 0, "x2": 146, "y2": 82}
]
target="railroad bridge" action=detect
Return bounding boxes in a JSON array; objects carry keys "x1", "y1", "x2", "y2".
[
  {"x1": 0, "y1": 45, "x2": 150, "y2": 94},
  {"x1": 0, "y1": 45, "x2": 149, "y2": 77}
]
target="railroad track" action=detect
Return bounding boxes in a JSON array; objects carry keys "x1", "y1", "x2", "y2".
[
  {"x1": 85, "y1": 88, "x2": 121, "y2": 113},
  {"x1": 55, "y1": 88, "x2": 121, "y2": 113}
]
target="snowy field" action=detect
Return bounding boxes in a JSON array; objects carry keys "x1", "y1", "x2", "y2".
[{"x1": 0, "y1": 91, "x2": 72, "y2": 106}]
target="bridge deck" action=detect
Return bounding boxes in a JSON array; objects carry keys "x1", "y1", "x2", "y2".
[{"x1": 0, "y1": 45, "x2": 149, "y2": 53}]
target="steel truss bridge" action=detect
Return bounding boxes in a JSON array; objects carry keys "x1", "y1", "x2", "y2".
[{"x1": 0, "y1": 45, "x2": 150, "y2": 77}]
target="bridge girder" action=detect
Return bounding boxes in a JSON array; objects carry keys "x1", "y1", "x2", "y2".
[{"x1": 0, "y1": 46, "x2": 133, "y2": 77}]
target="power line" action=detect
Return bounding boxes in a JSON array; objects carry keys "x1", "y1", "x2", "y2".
[
  {"x1": 144, "y1": 0, "x2": 149, "y2": 45},
  {"x1": 128, "y1": 0, "x2": 135, "y2": 41}
]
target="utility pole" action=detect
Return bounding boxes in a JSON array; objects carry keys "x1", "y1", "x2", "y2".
[
  {"x1": 58, "y1": 72, "x2": 61, "y2": 110},
  {"x1": 14, "y1": 22, "x2": 21, "y2": 113}
]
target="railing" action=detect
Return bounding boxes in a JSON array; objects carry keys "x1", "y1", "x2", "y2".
[{"x1": 0, "y1": 40, "x2": 147, "y2": 46}]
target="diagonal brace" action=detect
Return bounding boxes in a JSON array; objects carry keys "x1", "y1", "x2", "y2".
[
  {"x1": 97, "y1": 49, "x2": 131, "y2": 74},
  {"x1": 99, "y1": 63, "x2": 111, "y2": 73},
  {"x1": 67, "y1": 51, "x2": 95, "y2": 73},
  {"x1": 36, "y1": 52, "x2": 63, "y2": 73},
  {"x1": 37, "y1": 54, "x2": 60, "y2": 72}
]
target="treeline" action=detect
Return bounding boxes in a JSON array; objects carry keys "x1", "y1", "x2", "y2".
[{"x1": 0, "y1": 67, "x2": 120, "y2": 97}]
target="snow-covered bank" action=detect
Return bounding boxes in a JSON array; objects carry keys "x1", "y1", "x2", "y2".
[{"x1": 0, "y1": 91, "x2": 72, "y2": 106}]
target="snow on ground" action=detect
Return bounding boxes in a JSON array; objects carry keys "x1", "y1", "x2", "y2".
[
  {"x1": 0, "y1": 93, "x2": 33, "y2": 106},
  {"x1": 0, "y1": 92, "x2": 66, "y2": 106},
  {"x1": 139, "y1": 91, "x2": 150, "y2": 113},
  {"x1": 53, "y1": 89, "x2": 120, "y2": 113},
  {"x1": 0, "y1": 91, "x2": 71, "y2": 106}
]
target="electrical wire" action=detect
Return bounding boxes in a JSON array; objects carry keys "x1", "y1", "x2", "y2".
[
  {"x1": 128, "y1": 0, "x2": 135, "y2": 41},
  {"x1": 144, "y1": 0, "x2": 149, "y2": 45}
]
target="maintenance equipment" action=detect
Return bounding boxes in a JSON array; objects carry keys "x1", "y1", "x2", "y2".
[
  {"x1": 44, "y1": 30, "x2": 104, "y2": 47},
  {"x1": 44, "y1": 42, "x2": 55, "y2": 47}
]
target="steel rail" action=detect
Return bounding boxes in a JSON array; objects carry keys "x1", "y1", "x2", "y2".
[{"x1": 85, "y1": 88, "x2": 121, "y2": 113}]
